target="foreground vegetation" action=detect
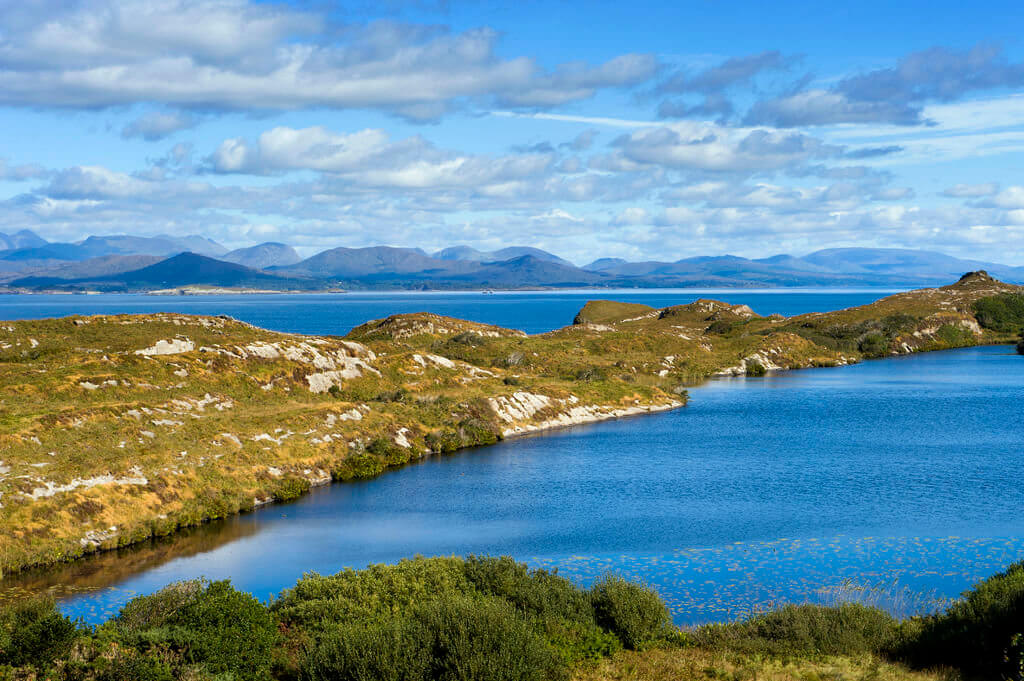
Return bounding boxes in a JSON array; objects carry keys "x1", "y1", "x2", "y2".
[
  {"x1": 1, "y1": 272, "x2": 1023, "y2": 576},
  {"x1": 2, "y1": 555, "x2": 1023, "y2": 680}
]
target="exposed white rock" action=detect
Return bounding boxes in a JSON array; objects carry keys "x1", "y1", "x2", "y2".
[
  {"x1": 500, "y1": 401, "x2": 682, "y2": 437},
  {"x1": 26, "y1": 467, "x2": 148, "y2": 500},
  {"x1": 80, "y1": 381, "x2": 99, "y2": 390},
  {"x1": 488, "y1": 392, "x2": 553, "y2": 423},
  {"x1": 394, "y1": 428, "x2": 412, "y2": 448},
  {"x1": 306, "y1": 359, "x2": 380, "y2": 393},
  {"x1": 135, "y1": 338, "x2": 195, "y2": 356},
  {"x1": 412, "y1": 353, "x2": 456, "y2": 369}
]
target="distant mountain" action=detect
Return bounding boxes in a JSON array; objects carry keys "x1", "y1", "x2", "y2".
[
  {"x1": 0, "y1": 230, "x2": 46, "y2": 251},
  {"x1": 433, "y1": 245, "x2": 574, "y2": 267},
  {"x1": 11, "y1": 252, "x2": 316, "y2": 291},
  {"x1": 0, "y1": 234, "x2": 226, "y2": 263},
  {"x1": 798, "y1": 248, "x2": 1024, "y2": 281},
  {"x1": 221, "y1": 242, "x2": 301, "y2": 269},
  {"x1": 280, "y1": 246, "x2": 470, "y2": 279},
  {"x1": 443, "y1": 255, "x2": 604, "y2": 288},
  {"x1": 583, "y1": 258, "x2": 628, "y2": 271},
  {"x1": 0, "y1": 254, "x2": 164, "y2": 284}
]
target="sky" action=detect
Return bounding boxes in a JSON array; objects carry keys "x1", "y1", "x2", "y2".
[{"x1": 2, "y1": 0, "x2": 1024, "y2": 265}]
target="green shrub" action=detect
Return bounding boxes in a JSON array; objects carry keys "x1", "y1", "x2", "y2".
[
  {"x1": 1017, "y1": 333, "x2": 1024, "y2": 355},
  {"x1": 590, "y1": 575, "x2": 671, "y2": 649},
  {"x1": 974, "y1": 293, "x2": 1024, "y2": 333},
  {"x1": 331, "y1": 452, "x2": 386, "y2": 481},
  {"x1": 111, "y1": 579, "x2": 278, "y2": 680},
  {"x1": 272, "y1": 557, "x2": 473, "y2": 631},
  {"x1": 934, "y1": 323, "x2": 974, "y2": 347},
  {"x1": 366, "y1": 437, "x2": 412, "y2": 466},
  {"x1": 0, "y1": 596, "x2": 80, "y2": 668},
  {"x1": 693, "y1": 603, "x2": 900, "y2": 657},
  {"x1": 462, "y1": 556, "x2": 593, "y2": 624},
  {"x1": 301, "y1": 596, "x2": 567, "y2": 681},
  {"x1": 705, "y1": 320, "x2": 735, "y2": 335},
  {"x1": 858, "y1": 332, "x2": 889, "y2": 357},
  {"x1": 273, "y1": 476, "x2": 311, "y2": 502},
  {"x1": 745, "y1": 360, "x2": 766, "y2": 377},
  {"x1": 903, "y1": 561, "x2": 1024, "y2": 679}
]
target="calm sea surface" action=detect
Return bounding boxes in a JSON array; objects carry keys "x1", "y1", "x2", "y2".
[{"x1": 4, "y1": 291, "x2": 1023, "y2": 625}]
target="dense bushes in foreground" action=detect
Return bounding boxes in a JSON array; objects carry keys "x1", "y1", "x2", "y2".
[{"x1": 1, "y1": 557, "x2": 1023, "y2": 680}]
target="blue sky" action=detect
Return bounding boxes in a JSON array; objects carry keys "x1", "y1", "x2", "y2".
[{"x1": 2, "y1": 1, "x2": 1024, "y2": 264}]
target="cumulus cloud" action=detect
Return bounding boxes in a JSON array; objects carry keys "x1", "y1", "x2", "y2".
[
  {"x1": 602, "y1": 123, "x2": 840, "y2": 173},
  {"x1": 942, "y1": 182, "x2": 999, "y2": 198},
  {"x1": 205, "y1": 125, "x2": 554, "y2": 190},
  {"x1": 0, "y1": 159, "x2": 48, "y2": 181},
  {"x1": 0, "y1": 1, "x2": 657, "y2": 119},
  {"x1": 122, "y1": 111, "x2": 197, "y2": 141},
  {"x1": 747, "y1": 44, "x2": 1024, "y2": 127}
]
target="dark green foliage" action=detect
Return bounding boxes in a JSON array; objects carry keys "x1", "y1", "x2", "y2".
[
  {"x1": 111, "y1": 579, "x2": 278, "y2": 680},
  {"x1": 858, "y1": 332, "x2": 889, "y2": 357},
  {"x1": 331, "y1": 452, "x2": 386, "y2": 481},
  {"x1": 705, "y1": 320, "x2": 736, "y2": 335},
  {"x1": 590, "y1": 575, "x2": 672, "y2": 649},
  {"x1": 934, "y1": 323, "x2": 974, "y2": 347},
  {"x1": 301, "y1": 596, "x2": 566, "y2": 681},
  {"x1": 0, "y1": 596, "x2": 79, "y2": 668},
  {"x1": 693, "y1": 603, "x2": 900, "y2": 657},
  {"x1": 272, "y1": 557, "x2": 473, "y2": 631},
  {"x1": 273, "y1": 476, "x2": 311, "y2": 502},
  {"x1": 745, "y1": 360, "x2": 766, "y2": 377},
  {"x1": 366, "y1": 437, "x2": 412, "y2": 465},
  {"x1": 1017, "y1": 332, "x2": 1024, "y2": 355},
  {"x1": 903, "y1": 560, "x2": 1024, "y2": 680},
  {"x1": 574, "y1": 366, "x2": 607, "y2": 382},
  {"x1": 974, "y1": 293, "x2": 1024, "y2": 333}
]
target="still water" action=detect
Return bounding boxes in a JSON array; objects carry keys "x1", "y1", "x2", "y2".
[
  {"x1": 0, "y1": 289, "x2": 900, "y2": 335},
  {"x1": 7, "y1": 342, "x2": 1022, "y2": 625}
]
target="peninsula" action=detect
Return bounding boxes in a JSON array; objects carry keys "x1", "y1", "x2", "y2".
[{"x1": 1, "y1": 272, "x2": 1022, "y2": 576}]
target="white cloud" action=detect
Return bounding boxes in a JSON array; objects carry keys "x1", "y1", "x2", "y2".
[
  {"x1": 0, "y1": 2, "x2": 656, "y2": 119},
  {"x1": 122, "y1": 111, "x2": 197, "y2": 140}
]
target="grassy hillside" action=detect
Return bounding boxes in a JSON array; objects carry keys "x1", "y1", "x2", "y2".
[
  {"x1": 0, "y1": 272, "x2": 1021, "y2": 576},
  {"x1": 4, "y1": 555, "x2": 1023, "y2": 680}
]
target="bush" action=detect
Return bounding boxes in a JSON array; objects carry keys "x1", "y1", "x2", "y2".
[
  {"x1": 1017, "y1": 333, "x2": 1024, "y2": 355},
  {"x1": 462, "y1": 556, "x2": 594, "y2": 624},
  {"x1": 272, "y1": 557, "x2": 473, "y2": 631},
  {"x1": 111, "y1": 579, "x2": 278, "y2": 680},
  {"x1": 903, "y1": 561, "x2": 1024, "y2": 679},
  {"x1": 590, "y1": 575, "x2": 671, "y2": 649},
  {"x1": 273, "y1": 476, "x2": 311, "y2": 502},
  {"x1": 858, "y1": 332, "x2": 889, "y2": 357},
  {"x1": 705, "y1": 320, "x2": 735, "y2": 335},
  {"x1": 331, "y1": 452, "x2": 386, "y2": 481},
  {"x1": 693, "y1": 603, "x2": 900, "y2": 657},
  {"x1": 0, "y1": 597, "x2": 80, "y2": 668},
  {"x1": 974, "y1": 293, "x2": 1024, "y2": 333},
  {"x1": 301, "y1": 595, "x2": 567, "y2": 681},
  {"x1": 745, "y1": 360, "x2": 766, "y2": 377},
  {"x1": 366, "y1": 437, "x2": 412, "y2": 466}
]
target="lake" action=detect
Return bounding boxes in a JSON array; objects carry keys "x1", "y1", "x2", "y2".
[
  {"x1": 0, "y1": 288, "x2": 901, "y2": 335},
  {"x1": 5, "y1": 335, "x2": 1021, "y2": 625}
]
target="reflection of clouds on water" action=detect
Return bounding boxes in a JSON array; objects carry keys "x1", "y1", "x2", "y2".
[{"x1": 530, "y1": 535, "x2": 1024, "y2": 624}]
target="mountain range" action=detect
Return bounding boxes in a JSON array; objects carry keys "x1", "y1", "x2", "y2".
[{"x1": 2, "y1": 229, "x2": 1023, "y2": 292}]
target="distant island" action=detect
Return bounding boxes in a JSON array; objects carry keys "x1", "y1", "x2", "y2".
[{"x1": 3, "y1": 229, "x2": 1024, "y2": 293}]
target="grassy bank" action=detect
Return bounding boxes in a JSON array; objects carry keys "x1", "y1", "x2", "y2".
[
  {"x1": 1, "y1": 273, "x2": 1022, "y2": 576},
  {"x1": 2, "y1": 555, "x2": 1023, "y2": 680}
]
